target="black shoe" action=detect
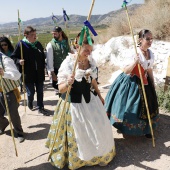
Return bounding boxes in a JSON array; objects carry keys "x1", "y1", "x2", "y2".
[
  {"x1": 38, "y1": 108, "x2": 50, "y2": 116},
  {"x1": 17, "y1": 134, "x2": 25, "y2": 143},
  {"x1": 28, "y1": 101, "x2": 33, "y2": 110},
  {"x1": 0, "y1": 124, "x2": 8, "y2": 135},
  {"x1": 0, "y1": 129, "x2": 5, "y2": 135},
  {"x1": 145, "y1": 134, "x2": 152, "y2": 138},
  {"x1": 117, "y1": 129, "x2": 122, "y2": 134}
]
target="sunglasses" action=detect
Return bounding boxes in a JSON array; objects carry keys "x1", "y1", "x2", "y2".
[
  {"x1": 144, "y1": 37, "x2": 153, "y2": 41},
  {"x1": 1, "y1": 43, "x2": 8, "y2": 47}
]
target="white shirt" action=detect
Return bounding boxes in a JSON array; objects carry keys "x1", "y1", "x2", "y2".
[
  {"x1": 1, "y1": 53, "x2": 21, "y2": 81},
  {"x1": 138, "y1": 48, "x2": 154, "y2": 70},
  {"x1": 46, "y1": 42, "x2": 54, "y2": 73}
]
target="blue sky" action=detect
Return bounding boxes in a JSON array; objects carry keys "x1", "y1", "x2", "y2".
[{"x1": 0, "y1": 0, "x2": 144, "y2": 23}]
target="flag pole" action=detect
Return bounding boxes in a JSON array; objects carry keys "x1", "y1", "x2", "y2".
[
  {"x1": 0, "y1": 77, "x2": 18, "y2": 156},
  {"x1": 48, "y1": 0, "x2": 96, "y2": 161},
  {"x1": 62, "y1": 8, "x2": 70, "y2": 43},
  {"x1": 123, "y1": 1, "x2": 155, "y2": 147},
  {"x1": 18, "y1": 10, "x2": 26, "y2": 113}
]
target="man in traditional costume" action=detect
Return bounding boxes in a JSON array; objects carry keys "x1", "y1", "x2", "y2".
[{"x1": 0, "y1": 52, "x2": 24, "y2": 143}]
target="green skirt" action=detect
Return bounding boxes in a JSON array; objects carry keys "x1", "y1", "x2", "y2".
[{"x1": 105, "y1": 73, "x2": 159, "y2": 136}]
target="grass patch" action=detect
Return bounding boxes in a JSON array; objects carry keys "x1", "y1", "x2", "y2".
[{"x1": 156, "y1": 84, "x2": 170, "y2": 111}]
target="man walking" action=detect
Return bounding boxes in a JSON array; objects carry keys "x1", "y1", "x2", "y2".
[
  {"x1": 0, "y1": 52, "x2": 25, "y2": 142},
  {"x1": 11, "y1": 26, "x2": 49, "y2": 116},
  {"x1": 46, "y1": 26, "x2": 70, "y2": 94}
]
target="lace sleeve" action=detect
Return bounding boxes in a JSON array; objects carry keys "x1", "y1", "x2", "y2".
[{"x1": 57, "y1": 55, "x2": 73, "y2": 84}]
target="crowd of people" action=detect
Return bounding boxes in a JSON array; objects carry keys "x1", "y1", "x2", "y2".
[{"x1": 0, "y1": 27, "x2": 159, "y2": 169}]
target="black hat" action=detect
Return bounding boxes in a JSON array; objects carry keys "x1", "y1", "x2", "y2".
[{"x1": 52, "y1": 26, "x2": 62, "y2": 32}]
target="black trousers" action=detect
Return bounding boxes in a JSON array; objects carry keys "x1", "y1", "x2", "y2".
[
  {"x1": 25, "y1": 82, "x2": 44, "y2": 109},
  {"x1": 52, "y1": 67, "x2": 59, "y2": 90},
  {"x1": 0, "y1": 91, "x2": 23, "y2": 135}
]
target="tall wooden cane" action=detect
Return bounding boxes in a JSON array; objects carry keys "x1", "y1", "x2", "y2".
[
  {"x1": 0, "y1": 76, "x2": 18, "y2": 156},
  {"x1": 18, "y1": 10, "x2": 26, "y2": 113},
  {"x1": 123, "y1": 2, "x2": 155, "y2": 147},
  {"x1": 48, "y1": 0, "x2": 96, "y2": 161}
]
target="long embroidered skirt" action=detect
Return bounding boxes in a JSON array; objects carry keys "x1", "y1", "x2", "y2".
[
  {"x1": 105, "y1": 72, "x2": 159, "y2": 136},
  {"x1": 46, "y1": 93, "x2": 116, "y2": 169}
]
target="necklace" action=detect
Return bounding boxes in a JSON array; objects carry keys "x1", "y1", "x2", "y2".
[
  {"x1": 140, "y1": 47, "x2": 150, "y2": 77},
  {"x1": 78, "y1": 60, "x2": 85, "y2": 69},
  {"x1": 78, "y1": 60, "x2": 85, "y2": 65},
  {"x1": 78, "y1": 59, "x2": 90, "y2": 70},
  {"x1": 140, "y1": 47, "x2": 150, "y2": 60}
]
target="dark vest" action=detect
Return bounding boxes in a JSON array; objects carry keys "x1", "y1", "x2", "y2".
[
  {"x1": 50, "y1": 40, "x2": 70, "y2": 69},
  {"x1": 61, "y1": 77, "x2": 91, "y2": 103}
]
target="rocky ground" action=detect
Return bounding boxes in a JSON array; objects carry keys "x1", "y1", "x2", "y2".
[{"x1": 0, "y1": 65, "x2": 170, "y2": 170}]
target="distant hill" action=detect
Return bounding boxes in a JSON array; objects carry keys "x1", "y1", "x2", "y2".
[{"x1": 0, "y1": 4, "x2": 142, "y2": 33}]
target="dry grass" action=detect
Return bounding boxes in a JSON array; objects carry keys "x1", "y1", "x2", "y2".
[
  {"x1": 135, "y1": 0, "x2": 170, "y2": 40},
  {"x1": 97, "y1": 0, "x2": 170, "y2": 43}
]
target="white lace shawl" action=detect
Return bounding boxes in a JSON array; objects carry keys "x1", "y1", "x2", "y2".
[
  {"x1": 138, "y1": 48, "x2": 154, "y2": 70},
  {"x1": 57, "y1": 53, "x2": 97, "y2": 84},
  {"x1": 123, "y1": 48, "x2": 155, "y2": 70}
]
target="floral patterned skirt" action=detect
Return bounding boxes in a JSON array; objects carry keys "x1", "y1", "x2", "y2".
[
  {"x1": 46, "y1": 96, "x2": 116, "y2": 170},
  {"x1": 105, "y1": 73, "x2": 159, "y2": 136}
]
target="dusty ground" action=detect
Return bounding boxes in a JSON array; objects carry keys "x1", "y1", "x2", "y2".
[{"x1": 0, "y1": 64, "x2": 170, "y2": 170}]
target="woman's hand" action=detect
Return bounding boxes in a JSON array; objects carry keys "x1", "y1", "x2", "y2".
[
  {"x1": 124, "y1": 54, "x2": 140, "y2": 74},
  {"x1": 19, "y1": 59, "x2": 25, "y2": 65},
  {"x1": 66, "y1": 74, "x2": 75, "y2": 86},
  {"x1": 58, "y1": 74, "x2": 75, "y2": 94},
  {"x1": 134, "y1": 54, "x2": 140, "y2": 64}
]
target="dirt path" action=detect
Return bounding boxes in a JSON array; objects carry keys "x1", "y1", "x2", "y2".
[{"x1": 0, "y1": 66, "x2": 170, "y2": 170}]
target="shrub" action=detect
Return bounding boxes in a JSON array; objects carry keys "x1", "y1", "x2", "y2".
[
  {"x1": 156, "y1": 84, "x2": 170, "y2": 111},
  {"x1": 136, "y1": 0, "x2": 170, "y2": 40},
  {"x1": 97, "y1": 0, "x2": 170, "y2": 43}
]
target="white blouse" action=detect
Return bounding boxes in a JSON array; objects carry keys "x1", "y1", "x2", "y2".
[
  {"x1": 138, "y1": 48, "x2": 154, "y2": 70},
  {"x1": 123, "y1": 48, "x2": 155, "y2": 70},
  {"x1": 57, "y1": 53, "x2": 97, "y2": 84},
  {"x1": 0, "y1": 53, "x2": 21, "y2": 81}
]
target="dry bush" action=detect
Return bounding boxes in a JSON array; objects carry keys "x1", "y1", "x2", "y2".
[
  {"x1": 93, "y1": 31, "x2": 111, "y2": 44},
  {"x1": 110, "y1": 17, "x2": 130, "y2": 36},
  {"x1": 97, "y1": 0, "x2": 170, "y2": 43},
  {"x1": 135, "y1": 0, "x2": 170, "y2": 40},
  {"x1": 96, "y1": 15, "x2": 130, "y2": 43}
]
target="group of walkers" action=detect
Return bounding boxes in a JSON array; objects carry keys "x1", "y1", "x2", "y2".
[{"x1": 0, "y1": 26, "x2": 159, "y2": 169}]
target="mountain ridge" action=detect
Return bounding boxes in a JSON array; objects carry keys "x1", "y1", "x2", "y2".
[{"x1": 0, "y1": 4, "x2": 142, "y2": 29}]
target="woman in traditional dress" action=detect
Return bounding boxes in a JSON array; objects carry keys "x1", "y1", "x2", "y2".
[
  {"x1": 105, "y1": 29, "x2": 159, "y2": 138},
  {"x1": 46, "y1": 37, "x2": 116, "y2": 170}
]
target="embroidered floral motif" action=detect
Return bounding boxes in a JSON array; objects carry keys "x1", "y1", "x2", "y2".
[
  {"x1": 112, "y1": 115, "x2": 123, "y2": 122},
  {"x1": 45, "y1": 98, "x2": 116, "y2": 169}
]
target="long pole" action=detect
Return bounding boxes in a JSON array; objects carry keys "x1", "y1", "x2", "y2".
[
  {"x1": 18, "y1": 10, "x2": 26, "y2": 113},
  {"x1": 0, "y1": 77, "x2": 18, "y2": 156},
  {"x1": 48, "y1": 0, "x2": 96, "y2": 161},
  {"x1": 63, "y1": 8, "x2": 70, "y2": 43},
  {"x1": 124, "y1": 5, "x2": 155, "y2": 147}
]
